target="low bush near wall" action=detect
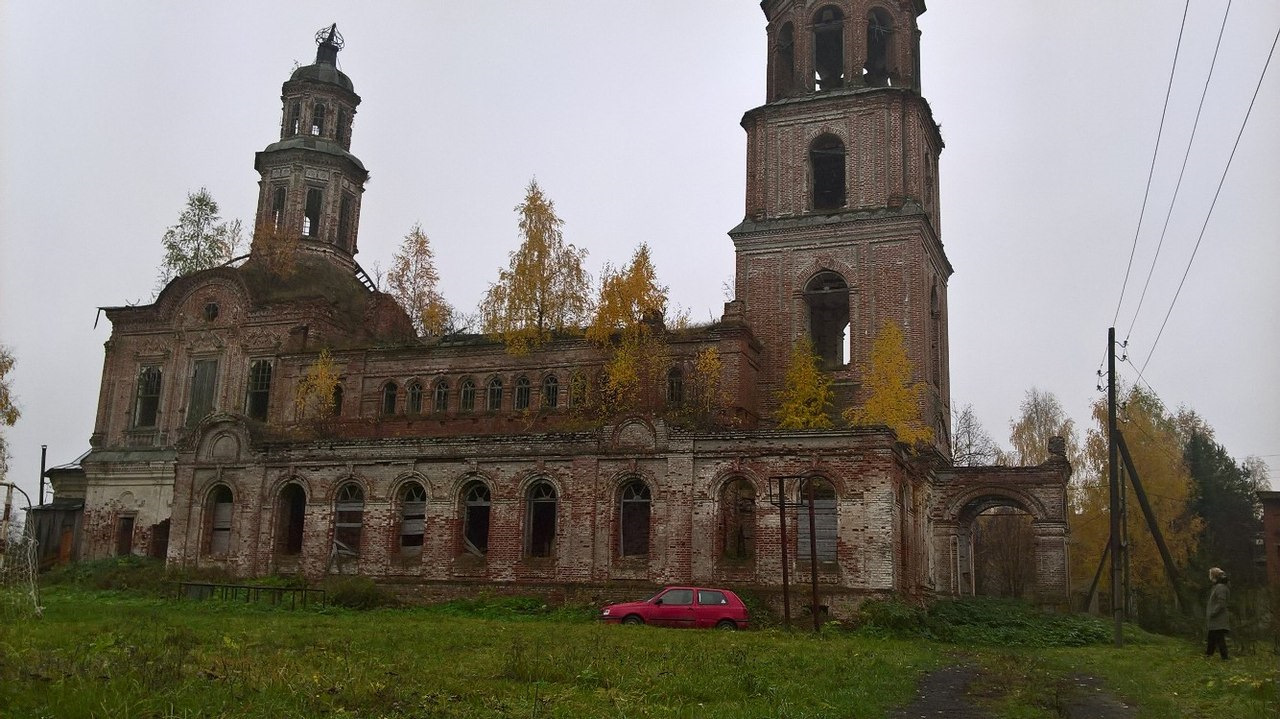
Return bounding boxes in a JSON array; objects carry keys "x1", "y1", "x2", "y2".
[{"x1": 855, "y1": 597, "x2": 1114, "y2": 647}]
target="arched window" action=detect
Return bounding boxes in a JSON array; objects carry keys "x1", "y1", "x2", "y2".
[
  {"x1": 398, "y1": 482, "x2": 427, "y2": 555},
  {"x1": 813, "y1": 6, "x2": 845, "y2": 90},
  {"x1": 332, "y1": 385, "x2": 344, "y2": 416},
  {"x1": 460, "y1": 378, "x2": 476, "y2": 412},
  {"x1": 796, "y1": 477, "x2": 837, "y2": 562},
  {"x1": 667, "y1": 368, "x2": 684, "y2": 406},
  {"x1": 810, "y1": 134, "x2": 846, "y2": 210},
  {"x1": 568, "y1": 373, "x2": 586, "y2": 408},
  {"x1": 434, "y1": 380, "x2": 450, "y2": 413},
  {"x1": 288, "y1": 102, "x2": 301, "y2": 136},
  {"x1": 406, "y1": 381, "x2": 423, "y2": 414},
  {"x1": 271, "y1": 186, "x2": 287, "y2": 230},
  {"x1": 336, "y1": 108, "x2": 347, "y2": 144},
  {"x1": 276, "y1": 483, "x2": 306, "y2": 556},
  {"x1": 514, "y1": 376, "x2": 531, "y2": 410},
  {"x1": 133, "y1": 366, "x2": 162, "y2": 428},
  {"x1": 207, "y1": 485, "x2": 233, "y2": 556},
  {"x1": 382, "y1": 382, "x2": 398, "y2": 415},
  {"x1": 864, "y1": 9, "x2": 893, "y2": 86},
  {"x1": 486, "y1": 377, "x2": 503, "y2": 412},
  {"x1": 542, "y1": 375, "x2": 559, "y2": 408},
  {"x1": 526, "y1": 482, "x2": 557, "y2": 557},
  {"x1": 805, "y1": 271, "x2": 850, "y2": 369},
  {"x1": 334, "y1": 483, "x2": 364, "y2": 559},
  {"x1": 246, "y1": 360, "x2": 273, "y2": 421},
  {"x1": 930, "y1": 285, "x2": 942, "y2": 387},
  {"x1": 304, "y1": 188, "x2": 322, "y2": 237},
  {"x1": 311, "y1": 103, "x2": 326, "y2": 136},
  {"x1": 462, "y1": 481, "x2": 491, "y2": 556},
  {"x1": 720, "y1": 479, "x2": 756, "y2": 560},
  {"x1": 619, "y1": 480, "x2": 651, "y2": 557},
  {"x1": 775, "y1": 22, "x2": 796, "y2": 95}
]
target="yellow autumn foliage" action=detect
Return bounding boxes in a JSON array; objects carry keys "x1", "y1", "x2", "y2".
[{"x1": 844, "y1": 320, "x2": 933, "y2": 445}]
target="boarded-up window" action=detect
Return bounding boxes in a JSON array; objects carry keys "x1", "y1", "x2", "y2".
[
  {"x1": 334, "y1": 483, "x2": 363, "y2": 557},
  {"x1": 526, "y1": 482, "x2": 557, "y2": 558},
  {"x1": 619, "y1": 481, "x2": 651, "y2": 557},
  {"x1": 187, "y1": 359, "x2": 218, "y2": 426},
  {"x1": 399, "y1": 482, "x2": 427, "y2": 555},
  {"x1": 208, "y1": 485, "x2": 233, "y2": 555},
  {"x1": 134, "y1": 366, "x2": 162, "y2": 428},
  {"x1": 542, "y1": 375, "x2": 558, "y2": 408},
  {"x1": 796, "y1": 478, "x2": 837, "y2": 562},
  {"x1": 115, "y1": 515, "x2": 135, "y2": 556},
  {"x1": 721, "y1": 479, "x2": 756, "y2": 560},
  {"x1": 246, "y1": 360, "x2": 272, "y2": 421},
  {"x1": 462, "y1": 482, "x2": 490, "y2": 556},
  {"x1": 277, "y1": 483, "x2": 306, "y2": 555},
  {"x1": 514, "y1": 376, "x2": 531, "y2": 410},
  {"x1": 460, "y1": 379, "x2": 476, "y2": 412},
  {"x1": 434, "y1": 380, "x2": 450, "y2": 413},
  {"x1": 406, "y1": 381, "x2": 423, "y2": 414}
]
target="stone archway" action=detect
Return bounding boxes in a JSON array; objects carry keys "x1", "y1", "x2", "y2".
[{"x1": 931, "y1": 462, "x2": 1071, "y2": 607}]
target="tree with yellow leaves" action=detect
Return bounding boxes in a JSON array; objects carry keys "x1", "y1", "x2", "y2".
[
  {"x1": 586, "y1": 243, "x2": 666, "y2": 346},
  {"x1": 775, "y1": 337, "x2": 834, "y2": 430},
  {"x1": 844, "y1": 320, "x2": 933, "y2": 445},
  {"x1": 250, "y1": 220, "x2": 300, "y2": 280},
  {"x1": 294, "y1": 349, "x2": 340, "y2": 421},
  {"x1": 480, "y1": 180, "x2": 591, "y2": 354},
  {"x1": 387, "y1": 223, "x2": 454, "y2": 338},
  {"x1": 1069, "y1": 385, "x2": 1200, "y2": 600}
]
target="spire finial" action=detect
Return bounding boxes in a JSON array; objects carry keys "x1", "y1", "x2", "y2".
[{"x1": 314, "y1": 24, "x2": 344, "y2": 65}]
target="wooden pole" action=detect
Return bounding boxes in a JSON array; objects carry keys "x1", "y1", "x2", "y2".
[
  {"x1": 807, "y1": 478, "x2": 820, "y2": 633},
  {"x1": 778, "y1": 477, "x2": 791, "y2": 629},
  {"x1": 1108, "y1": 327, "x2": 1123, "y2": 646}
]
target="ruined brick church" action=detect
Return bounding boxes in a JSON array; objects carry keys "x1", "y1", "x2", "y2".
[{"x1": 50, "y1": 1, "x2": 1071, "y2": 611}]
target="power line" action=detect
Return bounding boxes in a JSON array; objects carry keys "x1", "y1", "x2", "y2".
[
  {"x1": 1111, "y1": 0, "x2": 1192, "y2": 328},
  {"x1": 1141, "y1": 22, "x2": 1280, "y2": 373},
  {"x1": 1125, "y1": 0, "x2": 1234, "y2": 343}
]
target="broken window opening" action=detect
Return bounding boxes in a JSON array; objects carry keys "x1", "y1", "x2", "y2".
[
  {"x1": 864, "y1": 9, "x2": 892, "y2": 87},
  {"x1": 399, "y1": 482, "x2": 427, "y2": 555},
  {"x1": 208, "y1": 485, "x2": 233, "y2": 555},
  {"x1": 619, "y1": 480, "x2": 651, "y2": 557},
  {"x1": 804, "y1": 271, "x2": 851, "y2": 370},
  {"x1": 276, "y1": 483, "x2": 306, "y2": 555},
  {"x1": 303, "y1": 188, "x2": 322, "y2": 238},
  {"x1": 813, "y1": 6, "x2": 846, "y2": 90},
  {"x1": 721, "y1": 479, "x2": 756, "y2": 560},
  {"x1": 810, "y1": 134, "x2": 847, "y2": 210},
  {"x1": 406, "y1": 381, "x2": 423, "y2": 414},
  {"x1": 776, "y1": 22, "x2": 796, "y2": 95},
  {"x1": 246, "y1": 359, "x2": 272, "y2": 421},
  {"x1": 115, "y1": 515, "x2": 135, "y2": 556},
  {"x1": 331, "y1": 385, "x2": 344, "y2": 417},
  {"x1": 187, "y1": 358, "x2": 218, "y2": 427},
  {"x1": 526, "y1": 481, "x2": 557, "y2": 558},
  {"x1": 338, "y1": 194, "x2": 354, "y2": 249},
  {"x1": 460, "y1": 378, "x2": 476, "y2": 412},
  {"x1": 930, "y1": 285, "x2": 942, "y2": 387},
  {"x1": 667, "y1": 367, "x2": 684, "y2": 406},
  {"x1": 272, "y1": 186, "x2": 287, "y2": 230},
  {"x1": 462, "y1": 481, "x2": 491, "y2": 556},
  {"x1": 134, "y1": 365, "x2": 162, "y2": 428},
  {"x1": 542, "y1": 375, "x2": 559, "y2": 408},
  {"x1": 486, "y1": 377, "x2": 503, "y2": 412},
  {"x1": 568, "y1": 373, "x2": 586, "y2": 408},
  {"x1": 796, "y1": 477, "x2": 837, "y2": 562},
  {"x1": 333, "y1": 483, "x2": 363, "y2": 558},
  {"x1": 381, "y1": 382, "x2": 398, "y2": 415},
  {"x1": 514, "y1": 376, "x2": 531, "y2": 410},
  {"x1": 288, "y1": 102, "x2": 301, "y2": 136},
  {"x1": 311, "y1": 103, "x2": 326, "y2": 136},
  {"x1": 434, "y1": 380, "x2": 449, "y2": 413}
]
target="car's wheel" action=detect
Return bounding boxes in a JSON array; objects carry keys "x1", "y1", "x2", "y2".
[
  {"x1": 622, "y1": 614, "x2": 644, "y2": 626},
  {"x1": 716, "y1": 619, "x2": 738, "y2": 630}
]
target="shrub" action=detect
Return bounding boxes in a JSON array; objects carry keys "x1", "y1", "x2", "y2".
[
  {"x1": 323, "y1": 575, "x2": 394, "y2": 609},
  {"x1": 854, "y1": 597, "x2": 1113, "y2": 647}
]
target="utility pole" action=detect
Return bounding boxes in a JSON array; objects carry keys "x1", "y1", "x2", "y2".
[
  {"x1": 1107, "y1": 327, "x2": 1124, "y2": 646},
  {"x1": 39, "y1": 444, "x2": 47, "y2": 505}
]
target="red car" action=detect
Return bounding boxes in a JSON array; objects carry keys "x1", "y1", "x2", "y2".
[{"x1": 599, "y1": 586, "x2": 749, "y2": 630}]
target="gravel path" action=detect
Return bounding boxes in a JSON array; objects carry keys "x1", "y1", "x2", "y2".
[{"x1": 888, "y1": 665, "x2": 1136, "y2": 719}]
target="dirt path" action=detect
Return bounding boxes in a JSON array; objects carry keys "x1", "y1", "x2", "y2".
[{"x1": 889, "y1": 665, "x2": 1136, "y2": 719}]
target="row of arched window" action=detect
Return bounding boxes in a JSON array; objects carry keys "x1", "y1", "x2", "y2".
[
  {"x1": 773, "y1": 5, "x2": 898, "y2": 96},
  {"x1": 200, "y1": 476, "x2": 838, "y2": 564},
  {"x1": 284, "y1": 100, "x2": 349, "y2": 145}
]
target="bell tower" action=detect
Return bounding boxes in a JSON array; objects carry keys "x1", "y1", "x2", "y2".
[
  {"x1": 732, "y1": 0, "x2": 951, "y2": 450},
  {"x1": 253, "y1": 25, "x2": 368, "y2": 262}
]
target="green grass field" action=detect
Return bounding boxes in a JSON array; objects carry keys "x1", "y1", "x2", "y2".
[{"x1": 0, "y1": 563, "x2": 1275, "y2": 718}]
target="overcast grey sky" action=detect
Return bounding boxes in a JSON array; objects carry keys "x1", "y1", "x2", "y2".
[{"x1": 2, "y1": 1, "x2": 1277, "y2": 507}]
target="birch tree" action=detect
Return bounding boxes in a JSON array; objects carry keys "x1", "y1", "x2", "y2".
[
  {"x1": 775, "y1": 337, "x2": 834, "y2": 429},
  {"x1": 387, "y1": 223, "x2": 454, "y2": 337},
  {"x1": 156, "y1": 188, "x2": 243, "y2": 289},
  {"x1": 844, "y1": 320, "x2": 932, "y2": 445}
]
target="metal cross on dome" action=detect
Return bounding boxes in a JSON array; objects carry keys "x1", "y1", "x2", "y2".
[{"x1": 315, "y1": 24, "x2": 344, "y2": 50}]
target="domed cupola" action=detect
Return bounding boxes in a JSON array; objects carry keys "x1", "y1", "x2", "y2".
[{"x1": 252, "y1": 24, "x2": 368, "y2": 261}]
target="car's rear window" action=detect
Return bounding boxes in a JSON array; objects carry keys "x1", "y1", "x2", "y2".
[
  {"x1": 661, "y1": 589, "x2": 694, "y2": 605},
  {"x1": 697, "y1": 590, "x2": 727, "y2": 605}
]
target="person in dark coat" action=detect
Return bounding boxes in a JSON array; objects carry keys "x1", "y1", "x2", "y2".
[{"x1": 1205, "y1": 567, "x2": 1231, "y2": 659}]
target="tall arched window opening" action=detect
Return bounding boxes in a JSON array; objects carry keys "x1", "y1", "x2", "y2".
[
  {"x1": 207, "y1": 485, "x2": 233, "y2": 556},
  {"x1": 331, "y1": 385, "x2": 344, "y2": 416},
  {"x1": 776, "y1": 22, "x2": 796, "y2": 95},
  {"x1": 514, "y1": 376, "x2": 531, "y2": 410},
  {"x1": 276, "y1": 483, "x2": 306, "y2": 556},
  {"x1": 526, "y1": 482, "x2": 557, "y2": 558},
  {"x1": 486, "y1": 378, "x2": 503, "y2": 411},
  {"x1": 460, "y1": 378, "x2": 476, "y2": 412},
  {"x1": 930, "y1": 285, "x2": 942, "y2": 387},
  {"x1": 462, "y1": 482, "x2": 491, "y2": 556},
  {"x1": 667, "y1": 368, "x2": 684, "y2": 406},
  {"x1": 721, "y1": 479, "x2": 756, "y2": 560},
  {"x1": 398, "y1": 482, "x2": 427, "y2": 556},
  {"x1": 334, "y1": 483, "x2": 364, "y2": 558},
  {"x1": 381, "y1": 382, "x2": 398, "y2": 415},
  {"x1": 813, "y1": 6, "x2": 845, "y2": 90},
  {"x1": 804, "y1": 271, "x2": 851, "y2": 369},
  {"x1": 568, "y1": 373, "x2": 586, "y2": 408},
  {"x1": 246, "y1": 359, "x2": 273, "y2": 421},
  {"x1": 796, "y1": 477, "x2": 837, "y2": 562},
  {"x1": 619, "y1": 480, "x2": 652, "y2": 557},
  {"x1": 864, "y1": 9, "x2": 892, "y2": 86},
  {"x1": 434, "y1": 380, "x2": 450, "y2": 413},
  {"x1": 288, "y1": 102, "x2": 301, "y2": 136},
  {"x1": 407, "y1": 381, "x2": 423, "y2": 414},
  {"x1": 542, "y1": 375, "x2": 559, "y2": 408},
  {"x1": 271, "y1": 187, "x2": 287, "y2": 231},
  {"x1": 133, "y1": 366, "x2": 162, "y2": 428},
  {"x1": 810, "y1": 134, "x2": 846, "y2": 210},
  {"x1": 303, "y1": 188, "x2": 322, "y2": 237},
  {"x1": 311, "y1": 104, "x2": 326, "y2": 136}
]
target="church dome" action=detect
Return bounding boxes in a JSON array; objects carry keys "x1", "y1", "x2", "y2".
[{"x1": 289, "y1": 62, "x2": 354, "y2": 93}]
